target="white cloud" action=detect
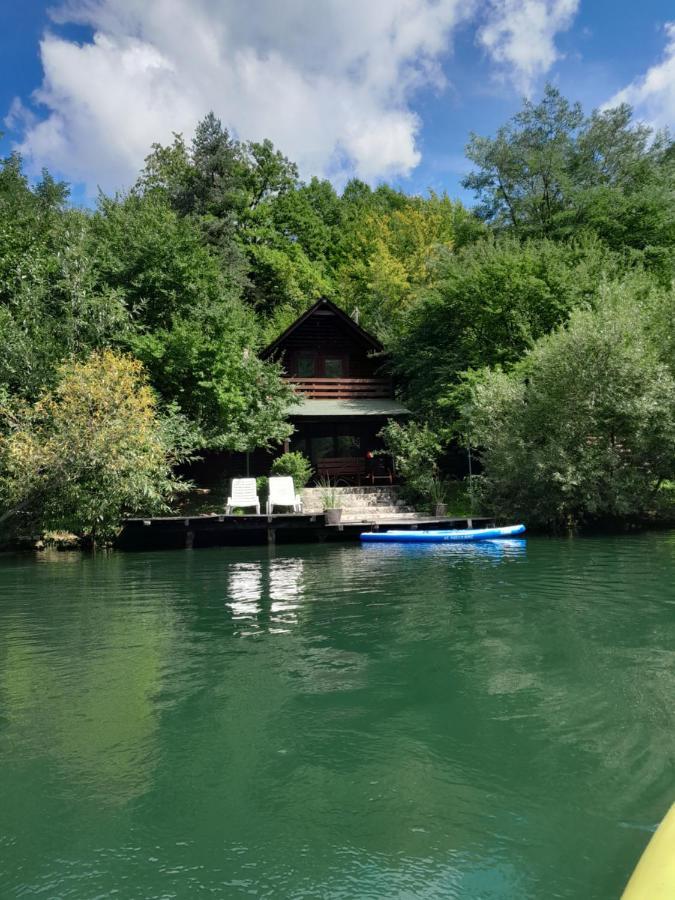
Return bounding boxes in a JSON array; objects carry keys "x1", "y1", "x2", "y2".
[
  {"x1": 606, "y1": 22, "x2": 675, "y2": 131},
  {"x1": 11, "y1": 0, "x2": 580, "y2": 194},
  {"x1": 478, "y1": 0, "x2": 579, "y2": 93}
]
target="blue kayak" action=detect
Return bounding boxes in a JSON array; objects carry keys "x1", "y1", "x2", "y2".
[{"x1": 360, "y1": 524, "x2": 526, "y2": 543}]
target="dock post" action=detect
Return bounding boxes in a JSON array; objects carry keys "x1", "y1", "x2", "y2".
[
  {"x1": 267, "y1": 526, "x2": 276, "y2": 546},
  {"x1": 467, "y1": 518, "x2": 473, "y2": 528},
  {"x1": 185, "y1": 529, "x2": 195, "y2": 549}
]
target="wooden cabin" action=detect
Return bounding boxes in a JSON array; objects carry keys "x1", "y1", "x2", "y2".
[{"x1": 261, "y1": 298, "x2": 409, "y2": 483}]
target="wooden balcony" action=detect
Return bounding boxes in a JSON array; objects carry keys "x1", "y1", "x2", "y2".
[{"x1": 285, "y1": 376, "x2": 393, "y2": 399}]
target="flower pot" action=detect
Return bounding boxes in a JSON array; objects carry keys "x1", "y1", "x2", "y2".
[
  {"x1": 324, "y1": 508, "x2": 342, "y2": 525},
  {"x1": 434, "y1": 503, "x2": 447, "y2": 517}
]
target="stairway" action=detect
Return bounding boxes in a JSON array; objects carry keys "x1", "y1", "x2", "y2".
[{"x1": 301, "y1": 485, "x2": 421, "y2": 521}]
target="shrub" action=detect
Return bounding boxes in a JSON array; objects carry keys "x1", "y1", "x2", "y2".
[
  {"x1": 256, "y1": 476, "x2": 268, "y2": 504},
  {"x1": 270, "y1": 451, "x2": 313, "y2": 490},
  {"x1": 0, "y1": 350, "x2": 194, "y2": 543},
  {"x1": 379, "y1": 419, "x2": 442, "y2": 504},
  {"x1": 465, "y1": 287, "x2": 675, "y2": 528}
]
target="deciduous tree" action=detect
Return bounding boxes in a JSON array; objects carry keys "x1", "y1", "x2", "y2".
[{"x1": 0, "y1": 351, "x2": 194, "y2": 541}]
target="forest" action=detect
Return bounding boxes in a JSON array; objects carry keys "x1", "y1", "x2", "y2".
[{"x1": 1, "y1": 85, "x2": 674, "y2": 539}]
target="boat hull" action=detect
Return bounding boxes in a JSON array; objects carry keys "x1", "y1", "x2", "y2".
[{"x1": 360, "y1": 524, "x2": 526, "y2": 543}]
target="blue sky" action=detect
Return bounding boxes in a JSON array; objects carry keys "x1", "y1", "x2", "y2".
[{"x1": 2, "y1": 1, "x2": 674, "y2": 207}]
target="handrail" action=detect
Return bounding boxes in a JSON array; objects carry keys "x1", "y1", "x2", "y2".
[{"x1": 284, "y1": 376, "x2": 393, "y2": 399}]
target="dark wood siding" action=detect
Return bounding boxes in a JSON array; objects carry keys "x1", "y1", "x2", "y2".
[{"x1": 275, "y1": 310, "x2": 383, "y2": 379}]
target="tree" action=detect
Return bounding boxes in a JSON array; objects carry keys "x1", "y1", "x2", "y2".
[
  {"x1": 129, "y1": 305, "x2": 294, "y2": 452},
  {"x1": 464, "y1": 86, "x2": 583, "y2": 232},
  {"x1": 88, "y1": 189, "x2": 294, "y2": 451},
  {"x1": 390, "y1": 234, "x2": 617, "y2": 416},
  {"x1": 89, "y1": 191, "x2": 244, "y2": 330},
  {"x1": 464, "y1": 286, "x2": 675, "y2": 528},
  {"x1": 463, "y1": 85, "x2": 675, "y2": 258},
  {"x1": 379, "y1": 419, "x2": 443, "y2": 503},
  {"x1": 0, "y1": 152, "x2": 129, "y2": 399},
  {"x1": 333, "y1": 193, "x2": 483, "y2": 338},
  {"x1": 0, "y1": 350, "x2": 194, "y2": 542}
]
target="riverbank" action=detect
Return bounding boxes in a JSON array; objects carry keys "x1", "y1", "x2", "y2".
[{"x1": 2, "y1": 510, "x2": 674, "y2": 554}]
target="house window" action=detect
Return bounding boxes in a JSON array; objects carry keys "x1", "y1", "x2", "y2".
[
  {"x1": 311, "y1": 436, "x2": 334, "y2": 460},
  {"x1": 336, "y1": 435, "x2": 360, "y2": 455},
  {"x1": 295, "y1": 352, "x2": 316, "y2": 377},
  {"x1": 323, "y1": 357, "x2": 345, "y2": 378}
]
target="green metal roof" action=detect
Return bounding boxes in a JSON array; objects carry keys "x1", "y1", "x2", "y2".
[{"x1": 288, "y1": 398, "x2": 410, "y2": 417}]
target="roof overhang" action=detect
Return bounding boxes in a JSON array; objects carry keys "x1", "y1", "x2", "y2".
[
  {"x1": 261, "y1": 297, "x2": 383, "y2": 359},
  {"x1": 288, "y1": 398, "x2": 410, "y2": 418}
]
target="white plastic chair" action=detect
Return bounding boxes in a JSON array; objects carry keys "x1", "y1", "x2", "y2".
[
  {"x1": 225, "y1": 478, "x2": 260, "y2": 515},
  {"x1": 267, "y1": 476, "x2": 303, "y2": 514}
]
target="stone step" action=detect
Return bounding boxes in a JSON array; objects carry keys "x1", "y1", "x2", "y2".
[
  {"x1": 301, "y1": 485, "x2": 421, "y2": 516},
  {"x1": 330, "y1": 507, "x2": 415, "y2": 515},
  {"x1": 302, "y1": 487, "x2": 402, "y2": 499},
  {"x1": 341, "y1": 514, "x2": 431, "y2": 522},
  {"x1": 302, "y1": 491, "x2": 408, "y2": 505},
  {"x1": 303, "y1": 505, "x2": 415, "y2": 515}
]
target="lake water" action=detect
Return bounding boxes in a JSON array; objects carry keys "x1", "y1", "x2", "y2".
[{"x1": 0, "y1": 533, "x2": 673, "y2": 899}]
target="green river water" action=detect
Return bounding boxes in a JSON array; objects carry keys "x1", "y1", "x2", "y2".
[{"x1": 0, "y1": 533, "x2": 674, "y2": 899}]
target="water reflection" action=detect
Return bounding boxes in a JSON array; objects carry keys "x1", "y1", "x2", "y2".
[
  {"x1": 226, "y1": 557, "x2": 305, "y2": 634},
  {"x1": 0, "y1": 570, "x2": 176, "y2": 806},
  {"x1": 226, "y1": 562, "x2": 263, "y2": 627},
  {"x1": 269, "y1": 558, "x2": 304, "y2": 631},
  {"x1": 361, "y1": 538, "x2": 527, "y2": 561}
]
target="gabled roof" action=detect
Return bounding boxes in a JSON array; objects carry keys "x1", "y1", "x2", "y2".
[{"x1": 260, "y1": 297, "x2": 383, "y2": 359}]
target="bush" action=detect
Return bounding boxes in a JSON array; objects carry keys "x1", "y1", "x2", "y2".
[
  {"x1": 0, "y1": 350, "x2": 194, "y2": 542},
  {"x1": 256, "y1": 476, "x2": 268, "y2": 504},
  {"x1": 465, "y1": 286, "x2": 675, "y2": 528},
  {"x1": 379, "y1": 419, "x2": 442, "y2": 504},
  {"x1": 270, "y1": 451, "x2": 313, "y2": 490}
]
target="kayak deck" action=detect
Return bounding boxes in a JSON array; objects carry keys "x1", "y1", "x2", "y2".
[{"x1": 360, "y1": 524, "x2": 526, "y2": 543}]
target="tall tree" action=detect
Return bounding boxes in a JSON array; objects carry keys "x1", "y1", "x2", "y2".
[
  {"x1": 463, "y1": 85, "x2": 675, "y2": 260},
  {"x1": 389, "y1": 235, "x2": 618, "y2": 416},
  {"x1": 0, "y1": 152, "x2": 128, "y2": 398}
]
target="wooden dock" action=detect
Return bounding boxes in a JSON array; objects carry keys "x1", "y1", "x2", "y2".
[{"x1": 117, "y1": 513, "x2": 496, "y2": 551}]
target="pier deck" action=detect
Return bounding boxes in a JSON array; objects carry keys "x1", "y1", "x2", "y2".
[{"x1": 117, "y1": 513, "x2": 496, "y2": 551}]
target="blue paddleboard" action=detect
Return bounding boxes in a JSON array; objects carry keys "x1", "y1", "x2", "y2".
[{"x1": 359, "y1": 524, "x2": 526, "y2": 543}]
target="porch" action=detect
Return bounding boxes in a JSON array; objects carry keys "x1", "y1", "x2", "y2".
[{"x1": 287, "y1": 397, "x2": 409, "y2": 484}]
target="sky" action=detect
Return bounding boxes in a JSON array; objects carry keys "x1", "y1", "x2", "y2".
[{"x1": 1, "y1": 0, "x2": 674, "y2": 207}]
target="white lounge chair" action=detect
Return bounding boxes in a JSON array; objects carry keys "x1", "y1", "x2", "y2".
[
  {"x1": 225, "y1": 478, "x2": 260, "y2": 515},
  {"x1": 267, "y1": 476, "x2": 303, "y2": 514}
]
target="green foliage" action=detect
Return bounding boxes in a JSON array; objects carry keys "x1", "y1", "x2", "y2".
[
  {"x1": 464, "y1": 287, "x2": 675, "y2": 528},
  {"x1": 270, "y1": 452, "x2": 313, "y2": 490},
  {"x1": 129, "y1": 310, "x2": 294, "y2": 452},
  {"x1": 391, "y1": 235, "x2": 616, "y2": 416},
  {"x1": 379, "y1": 420, "x2": 443, "y2": 503},
  {"x1": 316, "y1": 476, "x2": 339, "y2": 510},
  {"x1": 0, "y1": 153, "x2": 129, "y2": 398},
  {"x1": 87, "y1": 187, "x2": 293, "y2": 452},
  {"x1": 3, "y1": 93, "x2": 675, "y2": 536},
  {"x1": 426, "y1": 477, "x2": 448, "y2": 507},
  {"x1": 256, "y1": 476, "x2": 269, "y2": 504},
  {"x1": 0, "y1": 350, "x2": 194, "y2": 542},
  {"x1": 463, "y1": 84, "x2": 675, "y2": 258},
  {"x1": 332, "y1": 191, "x2": 483, "y2": 339},
  {"x1": 90, "y1": 191, "x2": 244, "y2": 330}
]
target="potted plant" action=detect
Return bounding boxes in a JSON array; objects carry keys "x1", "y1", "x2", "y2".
[
  {"x1": 427, "y1": 477, "x2": 448, "y2": 517},
  {"x1": 318, "y1": 476, "x2": 342, "y2": 525}
]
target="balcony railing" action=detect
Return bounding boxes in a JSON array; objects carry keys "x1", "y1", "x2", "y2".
[{"x1": 285, "y1": 376, "x2": 393, "y2": 399}]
